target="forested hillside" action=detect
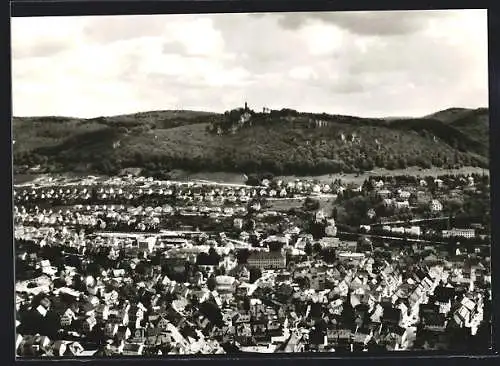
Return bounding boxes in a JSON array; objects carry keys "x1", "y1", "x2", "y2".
[{"x1": 13, "y1": 107, "x2": 489, "y2": 177}]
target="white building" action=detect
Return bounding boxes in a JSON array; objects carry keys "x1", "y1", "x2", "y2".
[
  {"x1": 442, "y1": 228, "x2": 475, "y2": 239},
  {"x1": 394, "y1": 200, "x2": 410, "y2": 210},
  {"x1": 430, "y1": 199, "x2": 443, "y2": 212}
]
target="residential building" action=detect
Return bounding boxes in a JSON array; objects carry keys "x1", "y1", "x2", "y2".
[
  {"x1": 442, "y1": 228, "x2": 476, "y2": 239},
  {"x1": 247, "y1": 251, "x2": 286, "y2": 269}
]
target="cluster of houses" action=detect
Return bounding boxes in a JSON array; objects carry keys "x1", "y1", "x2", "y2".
[
  {"x1": 15, "y1": 175, "x2": 340, "y2": 208},
  {"x1": 354, "y1": 173, "x2": 490, "y2": 244},
  {"x1": 14, "y1": 173, "x2": 491, "y2": 356},
  {"x1": 15, "y1": 217, "x2": 490, "y2": 356}
]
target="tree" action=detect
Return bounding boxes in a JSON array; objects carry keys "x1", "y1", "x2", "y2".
[
  {"x1": 296, "y1": 276, "x2": 310, "y2": 290},
  {"x1": 310, "y1": 221, "x2": 326, "y2": 239},
  {"x1": 332, "y1": 207, "x2": 338, "y2": 220},
  {"x1": 445, "y1": 198, "x2": 464, "y2": 215},
  {"x1": 304, "y1": 197, "x2": 320, "y2": 211},
  {"x1": 245, "y1": 174, "x2": 260, "y2": 186},
  {"x1": 208, "y1": 247, "x2": 221, "y2": 265},
  {"x1": 236, "y1": 249, "x2": 250, "y2": 264},
  {"x1": 207, "y1": 275, "x2": 217, "y2": 291},
  {"x1": 320, "y1": 248, "x2": 336, "y2": 263},
  {"x1": 305, "y1": 242, "x2": 313, "y2": 256},
  {"x1": 268, "y1": 241, "x2": 284, "y2": 252},
  {"x1": 362, "y1": 179, "x2": 373, "y2": 192},
  {"x1": 249, "y1": 267, "x2": 262, "y2": 283}
]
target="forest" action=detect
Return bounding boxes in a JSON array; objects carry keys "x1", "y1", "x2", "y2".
[{"x1": 13, "y1": 107, "x2": 489, "y2": 177}]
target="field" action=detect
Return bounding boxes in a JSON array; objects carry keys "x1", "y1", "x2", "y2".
[
  {"x1": 163, "y1": 166, "x2": 489, "y2": 186},
  {"x1": 14, "y1": 166, "x2": 489, "y2": 187},
  {"x1": 279, "y1": 166, "x2": 489, "y2": 185}
]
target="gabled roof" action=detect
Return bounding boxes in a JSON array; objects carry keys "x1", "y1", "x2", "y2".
[{"x1": 433, "y1": 286, "x2": 455, "y2": 303}]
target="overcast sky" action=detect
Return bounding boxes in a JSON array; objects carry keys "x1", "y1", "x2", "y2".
[{"x1": 11, "y1": 9, "x2": 488, "y2": 118}]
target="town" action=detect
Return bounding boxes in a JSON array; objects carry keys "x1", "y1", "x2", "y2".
[{"x1": 14, "y1": 170, "x2": 491, "y2": 356}]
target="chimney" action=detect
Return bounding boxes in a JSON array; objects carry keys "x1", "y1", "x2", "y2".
[{"x1": 245, "y1": 102, "x2": 248, "y2": 111}]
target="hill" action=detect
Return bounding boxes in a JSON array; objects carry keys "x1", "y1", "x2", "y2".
[
  {"x1": 426, "y1": 107, "x2": 489, "y2": 154},
  {"x1": 13, "y1": 107, "x2": 489, "y2": 177},
  {"x1": 425, "y1": 107, "x2": 475, "y2": 123}
]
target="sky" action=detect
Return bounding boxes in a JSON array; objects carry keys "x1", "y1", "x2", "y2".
[{"x1": 11, "y1": 9, "x2": 488, "y2": 118}]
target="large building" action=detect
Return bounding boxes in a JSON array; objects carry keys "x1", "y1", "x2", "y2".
[
  {"x1": 215, "y1": 275, "x2": 238, "y2": 293},
  {"x1": 442, "y1": 228, "x2": 476, "y2": 239},
  {"x1": 337, "y1": 252, "x2": 365, "y2": 262},
  {"x1": 247, "y1": 251, "x2": 286, "y2": 269}
]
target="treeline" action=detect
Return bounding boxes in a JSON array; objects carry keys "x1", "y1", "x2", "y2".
[{"x1": 13, "y1": 147, "x2": 488, "y2": 178}]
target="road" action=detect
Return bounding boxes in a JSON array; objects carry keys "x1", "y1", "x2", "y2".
[
  {"x1": 338, "y1": 231, "x2": 491, "y2": 250},
  {"x1": 338, "y1": 231, "x2": 449, "y2": 245},
  {"x1": 371, "y1": 217, "x2": 451, "y2": 226}
]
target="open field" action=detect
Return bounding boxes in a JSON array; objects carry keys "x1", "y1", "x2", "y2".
[
  {"x1": 279, "y1": 166, "x2": 489, "y2": 185},
  {"x1": 152, "y1": 166, "x2": 489, "y2": 186},
  {"x1": 14, "y1": 166, "x2": 489, "y2": 187}
]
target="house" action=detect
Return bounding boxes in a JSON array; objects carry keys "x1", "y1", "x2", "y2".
[
  {"x1": 234, "y1": 218, "x2": 244, "y2": 230},
  {"x1": 236, "y1": 323, "x2": 253, "y2": 341},
  {"x1": 60, "y1": 308, "x2": 77, "y2": 327},
  {"x1": 129, "y1": 303, "x2": 146, "y2": 324},
  {"x1": 83, "y1": 316, "x2": 97, "y2": 333},
  {"x1": 121, "y1": 343, "x2": 144, "y2": 356},
  {"x1": 420, "y1": 304, "x2": 447, "y2": 331},
  {"x1": 137, "y1": 236, "x2": 157, "y2": 253},
  {"x1": 131, "y1": 327, "x2": 146, "y2": 344},
  {"x1": 394, "y1": 200, "x2": 410, "y2": 210},
  {"x1": 387, "y1": 325, "x2": 410, "y2": 350},
  {"x1": 382, "y1": 198, "x2": 393, "y2": 207},
  {"x1": 16, "y1": 334, "x2": 24, "y2": 355},
  {"x1": 157, "y1": 317, "x2": 170, "y2": 331},
  {"x1": 454, "y1": 305, "x2": 470, "y2": 328},
  {"x1": 105, "y1": 323, "x2": 119, "y2": 338},
  {"x1": 397, "y1": 190, "x2": 411, "y2": 199},
  {"x1": 382, "y1": 305, "x2": 401, "y2": 326},
  {"x1": 215, "y1": 275, "x2": 238, "y2": 294},
  {"x1": 103, "y1": 290, "x2": 119, "y2": 305},
  {"x1": 234, "y1": 312, "x2": 252, "y2": 324},
  {"x1": 404, "y1": 226, "x2": 421, "y2": 237},
  {"x1": 423, "y1": 312, "x2": 448, "y2": 332},
  {"x1": 353, "y1": 327, "x2": 372, "y2": 345},
  {"x1": 52, "y1": 341, "x2": 69, "y2": 357},
  {"x1": 337, "y1": 328, "x2": 353, "y2": 342},
  {"x1": 116, "y1": 326, "x2": 132, "y2": 341},
  {"x1": 377, "y1": 189, "x2": 392, "y2": 199},
  {"x1": 315, "y1": 210, "x2": 326, "y2": 223},
  {"x1": 249, "y1": 299, "x2": 266, "y2": 318},
  {"x1": 391, "y1": 227, "x2": 405, "y2": 235},
  {"x1": 64, "y1": 342, "x2": 85, "y2": 356},
  {"x1": 432, "y1": 286, "x2": 455, "y2": 314},
  {"x1": 20, "y1": 335, "x2": 51, "y2": 357},
  {"x1": 429, "y1": 200, "x2": 443, "y2": 212},
  {"x1": 96, "y1": 304, "x2": 110, "y2": 321},
  {"x1": 236, "y1": 266, "x2": 250, "y2": 282}
]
